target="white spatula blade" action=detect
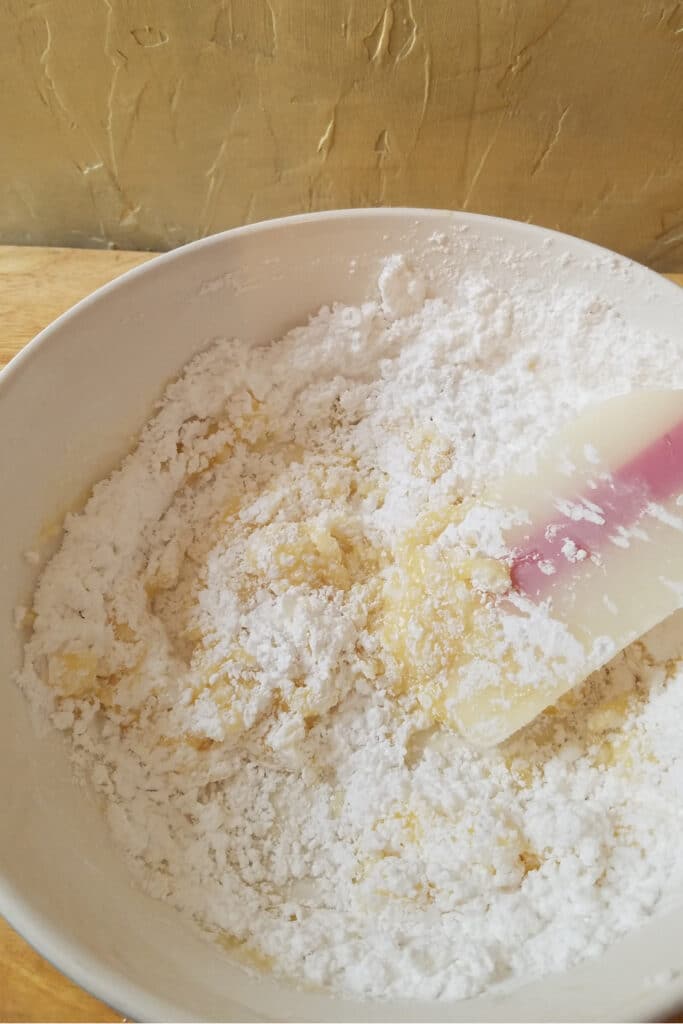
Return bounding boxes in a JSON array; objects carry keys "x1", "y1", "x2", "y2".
[{"x1": 448, "y1": 390, "x2": 683, "y2": 747}]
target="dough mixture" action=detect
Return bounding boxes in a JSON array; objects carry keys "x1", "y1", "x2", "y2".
[{"x1": 17, "y1": 248, "x2": 683, "y2": 1000}]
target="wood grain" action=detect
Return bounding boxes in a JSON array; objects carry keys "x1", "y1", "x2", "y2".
[
  {"x1": 0, "y1": 246, "x2": 681, "y2": 1022},
  {"x1": 0, "y1": 246, "x2": 153, "y2": 370},
  {"x1": 0, "y1": 919, "x2": 123, "y2": 1023}
]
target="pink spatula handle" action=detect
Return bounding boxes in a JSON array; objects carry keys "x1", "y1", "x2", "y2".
[
  {"x1": 513, "y1": 415, "x2": 683, "y2": 599},
  {"x1": 448, "y1": 390, "x2": 683, "y2": 747}
]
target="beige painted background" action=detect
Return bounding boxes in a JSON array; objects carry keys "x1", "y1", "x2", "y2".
[{"x1": 1, "y1": 0, "x2": 681, "y2": 268}]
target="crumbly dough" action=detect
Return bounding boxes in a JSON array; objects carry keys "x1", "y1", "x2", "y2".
[{"x1": 18, "y1": 251, "x2": 683, "y2": 1000}]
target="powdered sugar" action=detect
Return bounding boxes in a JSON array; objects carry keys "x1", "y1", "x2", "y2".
[{"x1": 16, "y1": 250, "x2": 683, "y2": 1001}]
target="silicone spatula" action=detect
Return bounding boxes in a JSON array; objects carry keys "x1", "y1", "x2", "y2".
[{"x1": 449, "y1": 390, "x2": 683, "y2": 748}]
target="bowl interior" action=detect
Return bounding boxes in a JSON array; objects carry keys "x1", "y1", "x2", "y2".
[{"x1": 1, "y1": 209, "x2": 683, "y2": 1022}]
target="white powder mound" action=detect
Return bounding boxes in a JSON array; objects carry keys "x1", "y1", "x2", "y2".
[{"x1": 17, "y1": 249, "x2": 683, "y2": 1002}]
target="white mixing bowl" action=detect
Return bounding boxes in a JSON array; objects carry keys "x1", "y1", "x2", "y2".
[{"x1": 1, "y1": 210, "x2": 682, "y2": 1022}]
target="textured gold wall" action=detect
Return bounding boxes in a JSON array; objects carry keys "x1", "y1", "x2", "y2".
[{"x1": 1, "y1": 0, "x2": 681, "y2": 268}]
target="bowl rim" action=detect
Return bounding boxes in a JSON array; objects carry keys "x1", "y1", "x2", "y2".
[
  {"x1": 2, "y1": 205, "x2": 682, "y2": 1023},
  {"x1": 3, "y1": 205, "x2": 682, "y2": 397}
]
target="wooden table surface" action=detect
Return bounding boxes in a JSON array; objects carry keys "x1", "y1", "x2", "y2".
[{"x1": 0, "y1": 245, "x2": 681, "y2": 1022}]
